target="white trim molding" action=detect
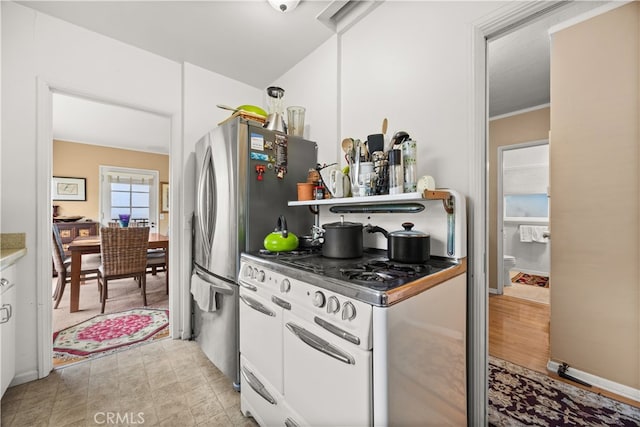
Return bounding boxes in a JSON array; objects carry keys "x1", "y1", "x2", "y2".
[
  {"x1": 547, "y1": 360, "x2": 640, "y2": 403},
  {"x1": 489, "y1": 103, "x2": 550, "y2": 121}
]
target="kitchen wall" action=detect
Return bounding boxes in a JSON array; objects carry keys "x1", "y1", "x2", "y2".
[
  {"x1": 488, "y1": 107, "x2": 550, "y2": 289},
  {"x1": 273, "y1": 36, "x2": 339, "y2": 166},
  {"x1": 1, "y1": 1, "x2": 181, "y2": 384},
  {"x1": 339, "y1": 1, "x2": 500, "y2": 195},
  {"x1": 550, "y1": 2, "x2": 639, "y2": 392},
  {"x1": 53, "y1": 140, "x2": 170, "y2": 235}
]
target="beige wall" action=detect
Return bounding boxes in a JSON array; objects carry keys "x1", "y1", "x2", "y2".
[
  {"x1": 53, "y1": 140, "x2": 170, "y2": 235},
  {"x1": 488, "y1": 108, "x2": 550, "y2": 289},
  {"x1": 550, "y1": 3, "x2": 639, "y2": 389}
]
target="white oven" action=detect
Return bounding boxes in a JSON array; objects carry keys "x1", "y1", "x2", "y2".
[
  {"x1": 239, "y1": 264, "x2": 285, "y2": 426},
  {"x1": 282, "y1": 286, "x2": 373, "y2": 426},
  {"x1": 239, "y1": 259, "x2": 374, "y2": 426}
]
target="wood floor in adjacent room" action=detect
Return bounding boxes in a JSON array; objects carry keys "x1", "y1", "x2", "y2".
[
  {"x1": 489, "y1": 294, "x2": 550, "y2": 374},
  {"x1": 489, "y1": 293, "x2": 640, "y2": 409}
]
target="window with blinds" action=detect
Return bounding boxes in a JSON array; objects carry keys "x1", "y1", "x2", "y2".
[{"x1": 100, "y1": 166, "x2": 159, "y2": 229}]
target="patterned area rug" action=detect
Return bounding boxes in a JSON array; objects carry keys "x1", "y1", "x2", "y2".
[
  {"x1": 53, "y1": 308, "x2": 169, "y2": 368},
  {"x1": 512, "y1": 272, "x2": 549, "y2": 288},
  {"x1": 489, "y1": 356, "x2": 640, "y2": 426}
]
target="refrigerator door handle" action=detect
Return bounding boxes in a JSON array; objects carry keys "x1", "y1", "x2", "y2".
[
  {"x1": 194, "y1": 266, "x2": 235, "y2": 296},
  {"x1": 197, "y1": 145, "x2": 215, "y2": 259}
]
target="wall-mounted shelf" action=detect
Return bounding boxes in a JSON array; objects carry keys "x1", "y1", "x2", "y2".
[{"x1": 288, "y1": 190, "x2": 451, "y2": 207}]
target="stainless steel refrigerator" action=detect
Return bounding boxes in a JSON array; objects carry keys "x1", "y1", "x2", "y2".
[{"x1": 192, "y1": 117, "x2": 317, "y2": 388}]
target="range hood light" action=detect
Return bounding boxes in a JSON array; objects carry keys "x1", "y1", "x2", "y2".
[{"x1": 268, "y1": 0, "x2": 300, "y2": 13}]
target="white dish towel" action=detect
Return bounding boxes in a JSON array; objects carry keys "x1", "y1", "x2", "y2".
[
  {"x1": 190, "y1": 273, "x2": 218, "y2": 312},
  {"x1": 531, "y1": 226, "x2": 549, "y2": 243},
  {"x1": 519, "y1": 225, "x2": 533, "y2": 242}
]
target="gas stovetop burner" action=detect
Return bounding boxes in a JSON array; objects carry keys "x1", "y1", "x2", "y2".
[
  {"x1": 366, "y1": 260, "x2": 428, "y2": 274},
  {"x1": 244, "y1": 248, "x2": 460, "y2": 305},
  {"x1": 248, "y1": 248, "x2": 456, "y2": 295},
  {"x1": 258, "y1": 248, "x2": 321, "y2": 257},
  {"x1": 340, "y1": 269, "x2": 397, "y2": 282},
  {"x1": 340, "y1": 260, "x2": 429, "y2": 282}
]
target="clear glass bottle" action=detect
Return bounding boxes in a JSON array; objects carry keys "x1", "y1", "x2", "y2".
[
  {"x1": 402, "y1": 139, "x2": 417, "y2": 192},
  {"x1": 388, "y1": 149, "x2": 404, "y2": 195}
]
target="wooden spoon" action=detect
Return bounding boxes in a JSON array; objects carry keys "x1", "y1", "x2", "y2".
[
  {"x1": 341, "y1": 138, "x2": 354, "y2": 154},
  {"x1": 382, "y1": 118, "x2": 388, "y2": 135}
]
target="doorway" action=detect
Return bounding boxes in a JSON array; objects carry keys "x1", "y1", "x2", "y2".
[
  {"x1": 48, "y1": 90, "x2": 172, "y2": 369},
  {"x1": 497, "y1": 141, "x2": 550, "y2": 304}
]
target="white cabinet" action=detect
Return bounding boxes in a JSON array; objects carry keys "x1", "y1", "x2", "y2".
[{"x1": 1, "y1": 263, "x2": 17, "y2": 397}]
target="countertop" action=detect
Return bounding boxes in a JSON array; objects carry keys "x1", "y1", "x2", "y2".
[{"x1": 0, "y1": 233, "x2": 27, "y2": 270}]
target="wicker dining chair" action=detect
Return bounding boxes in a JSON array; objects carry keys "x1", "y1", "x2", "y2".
[
  {"x1": 51, "y1": 224, "x2": 101, "y2": 309},
  {"x1": 97, "y1": 226, "x2": 150, "y2": 313},
  {"x1": 146, "y1": 248, "x2": 168, "y2": 294}
]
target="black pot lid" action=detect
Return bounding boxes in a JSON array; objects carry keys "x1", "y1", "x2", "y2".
[
  {"x1": 323, "y1": 221, "x2": 363, "y2": 229},
  {"x1": 388, "y1": 222, "x2": 429, "y2": 237}
]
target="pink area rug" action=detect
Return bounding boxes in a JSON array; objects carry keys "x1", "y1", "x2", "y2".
[{"x1": 53, "y1": 308, "x2": 169, "y2": 368}]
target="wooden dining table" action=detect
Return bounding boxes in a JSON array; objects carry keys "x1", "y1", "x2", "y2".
[{"x1": 67, "y1": 232, "x2": 169, "y2": 313}]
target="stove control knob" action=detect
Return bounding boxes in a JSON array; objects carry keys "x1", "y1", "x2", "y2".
[
  {"x1": 342, "y1": 302, "x2": 356, "y2": 321},
  {"x1": 244, "y1": 266, "x2": 253, "y2": 279},
  {"x1": 257, "y1": 270, "x2": 266, "y2": 282},
  {"x1": 280, "y1": 279, "x2": 291, "y2": 293},
  {"x1": 313, "y1": 291, "x2": 325, "y2": 308},
  {"x1": 327, "y1": 296, "x2": 340, "y2": 314}
]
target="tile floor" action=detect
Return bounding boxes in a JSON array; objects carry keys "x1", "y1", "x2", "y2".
[{"x1": 1, "y1": 339, "x2": 259, "y2": 427}]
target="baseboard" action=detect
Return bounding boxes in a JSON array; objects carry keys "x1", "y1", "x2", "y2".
[
  {"x1": 10, "y1": 369, "x2": 39, "y2": 387},
  {"x1": 489, "y1": 287, "x2": 499, "y2": 295},
  {"x1": 547, "y1": 360, "x2": 640, "y2": 403}
]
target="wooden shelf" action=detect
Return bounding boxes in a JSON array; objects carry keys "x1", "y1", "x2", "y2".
[
  {"x1": 288, "y1": 189, "x2": 452, "y2": 207},
  {"x1": 423, "y1": 189, "x2": 451, "y2": 200}
]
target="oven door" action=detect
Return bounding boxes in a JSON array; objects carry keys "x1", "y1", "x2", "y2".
[
  {"x1": 283, "y1": 310, "x2": 372, "y2": 426},
  {"x1": 240, "y1": 355, "x2": 285, "y2": 426},
  {"x1": 239, "y1": 286, "x2": 283, "y2": 393}
]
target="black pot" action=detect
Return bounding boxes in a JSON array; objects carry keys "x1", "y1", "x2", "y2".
[
  {"x1": 365, "y1": 222, "x2": 430, "y2": 263},
  {"x1": 322, "y1": 217, "x2": 363, "y2": 258}
]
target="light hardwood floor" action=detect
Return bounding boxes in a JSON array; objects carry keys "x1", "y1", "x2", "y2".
[
  {"x1": 489, "y1": 294, "x2": 640, "y2": 408},
  {"x1": 489, "y1": 294, "x2": 550, "y2": 373}
]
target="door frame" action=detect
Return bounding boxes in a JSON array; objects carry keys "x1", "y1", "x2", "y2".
[
  {"x1": 495, "y1": 139, "x2": 549, "y2": 294},
  {"x1": 35, "y1": 78, "x2": 181, "y2": 377},
  {"x1": 469, "y1": 1, "x2": 575, "y2": 423}
]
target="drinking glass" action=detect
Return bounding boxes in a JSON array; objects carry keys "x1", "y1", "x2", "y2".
[{"x1": 287, "y1": 106, "x2": 305, "y2": 137}]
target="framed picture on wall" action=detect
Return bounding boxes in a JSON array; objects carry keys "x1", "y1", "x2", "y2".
[
  {"x1": 52, "y1": 176, "x2": 86, "y2": 201},
  {"x1": 161, "y1": 182, "x2": 169, "y2": 213}
]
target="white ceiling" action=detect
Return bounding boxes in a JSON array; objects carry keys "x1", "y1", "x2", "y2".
[
  {"x1": 21, "y1": 1, "x2": 607, "y2": 153},
  {"x1": 488, "y1": 1, "x2": 606, "y2": 118}
]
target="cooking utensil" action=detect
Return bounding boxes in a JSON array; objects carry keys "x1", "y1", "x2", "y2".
[
  {"x1": 386, "y1": 130, "x2": 410, "y2": 151},
  {"x1": 367, "y1": 134, "x2": 384, "y2": 153},
  {"x1": 382, "y1": 118, "x2": 388, "y2": 135},
  {"x1": 322, "y1": 215, "x2": 363, "y2": 258},
  {"x1": 365, "y1": 222, "x2": 430, "y2": 263},
  {"x1": 216, "y1": 104, "x2": 268, "y2": 118},
  {"x1": 263, "y1": 216, "x2": 299, "y2": 252},
  {"x1": 298, "y1": 234, "x2": 323, "y2": 249},
  {"x1": 340, "y1": 138, "x2": 353, "y2": 165}
]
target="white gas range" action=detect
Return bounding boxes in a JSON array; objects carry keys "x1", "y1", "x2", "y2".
[{"x1": 238, "y1": 190, "x2": 468, "y2": 426}]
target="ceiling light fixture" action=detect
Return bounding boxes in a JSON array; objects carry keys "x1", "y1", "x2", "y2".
[{"x1": 268, "y1": 0, "x2": 300, "y2": 13}]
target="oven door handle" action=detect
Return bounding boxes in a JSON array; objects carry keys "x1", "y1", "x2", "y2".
[
  {"x1": 240, "y1": 294, "x2": 275, "y2": 317},
  {"x1": 286, "y1": 322, "x2": 355, "y2": 365},
  {"x1": 241, "y1": 367, "x2": 276, "y2": 405}
]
